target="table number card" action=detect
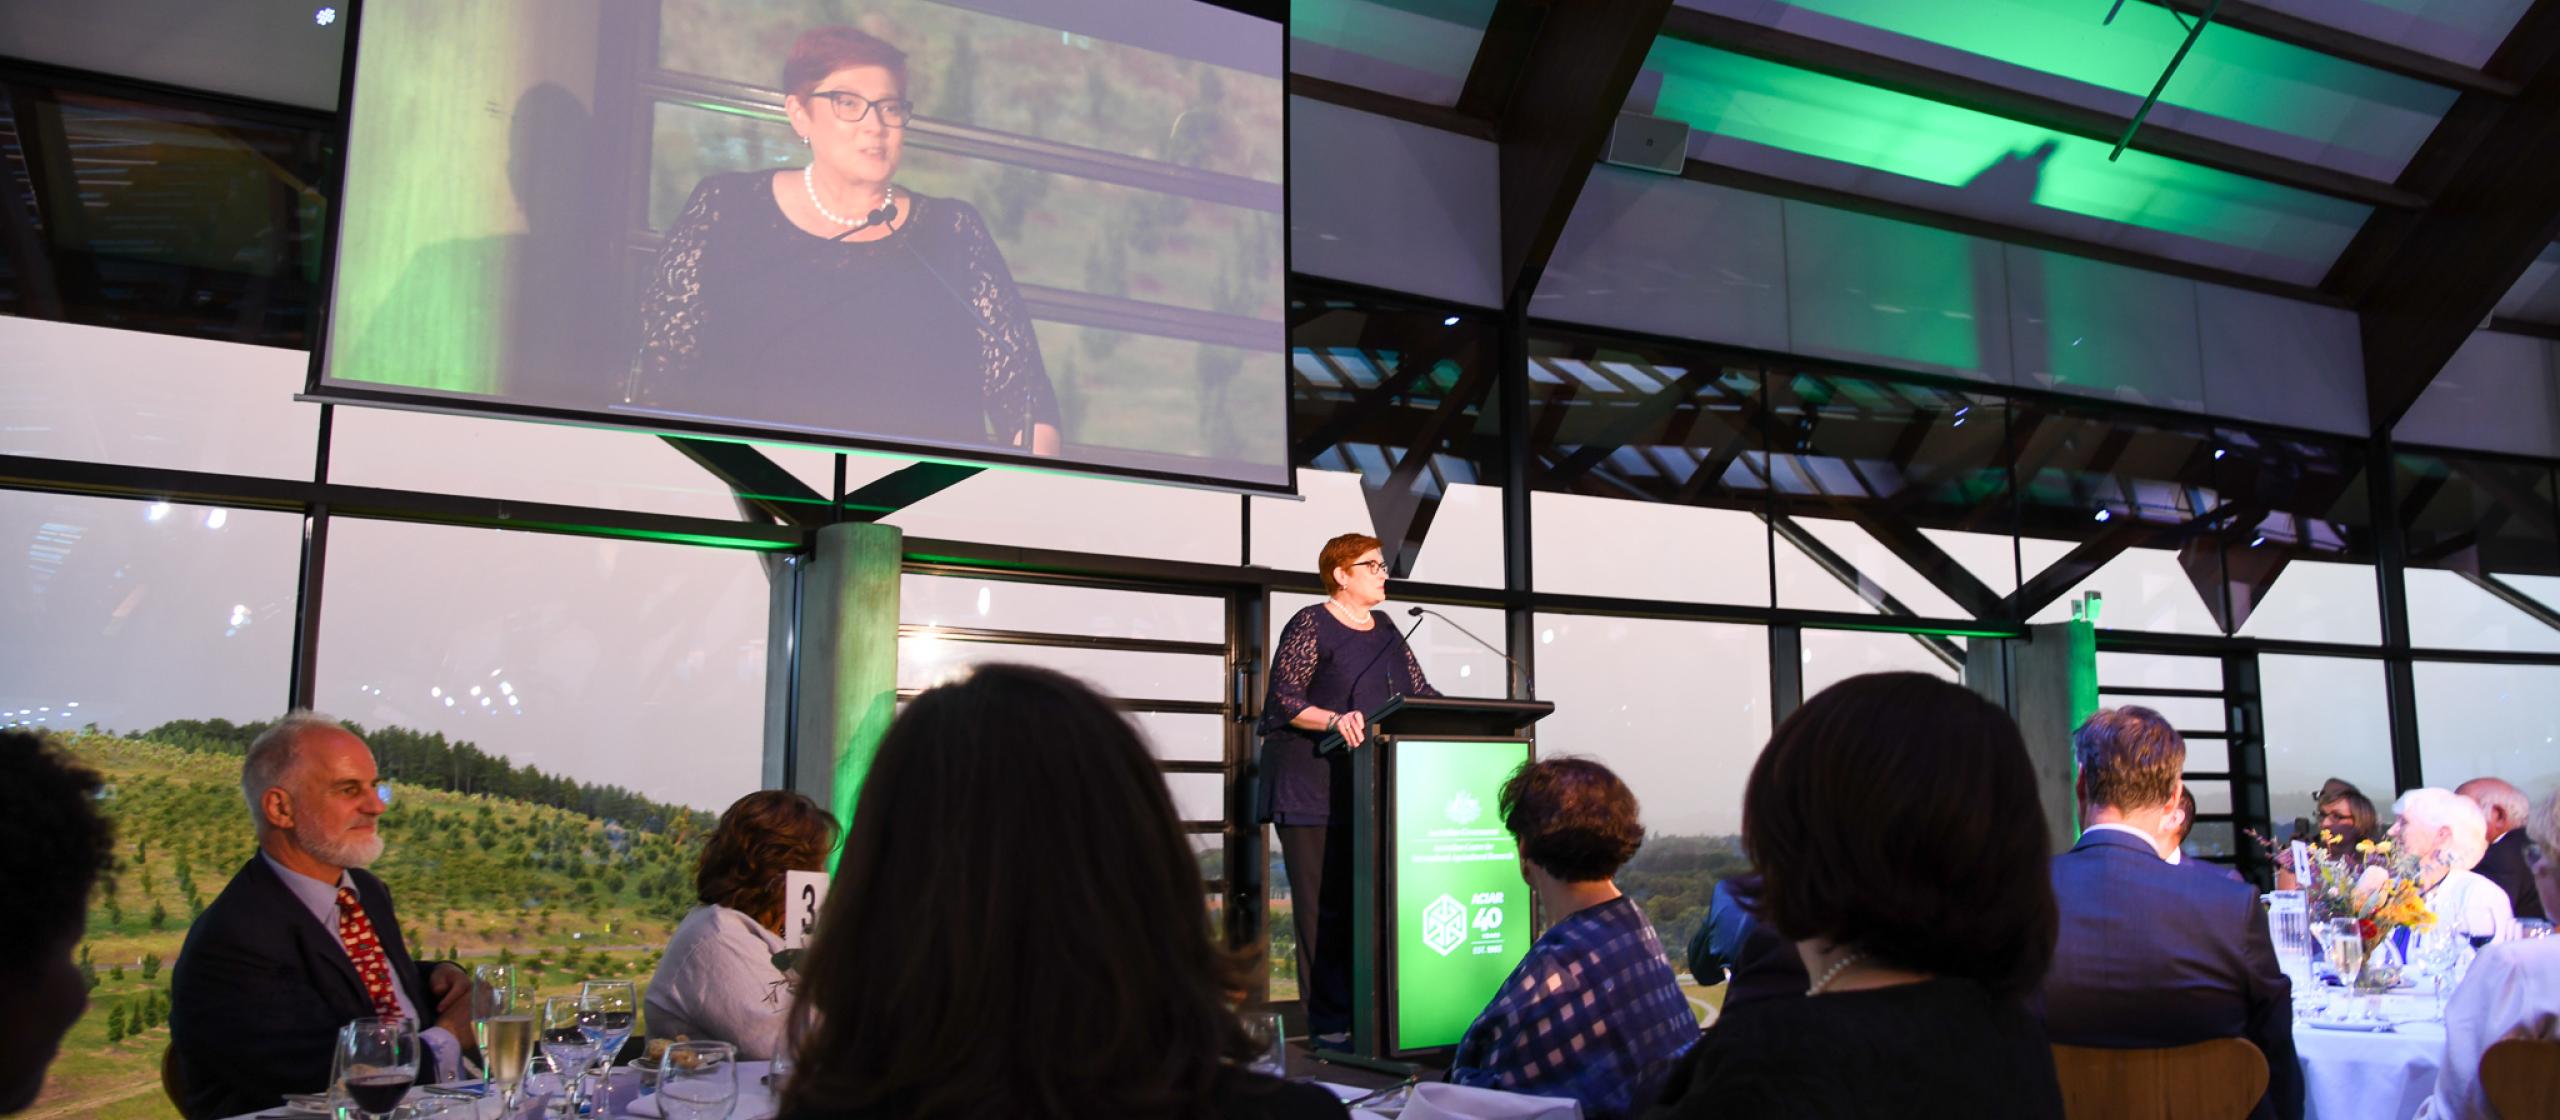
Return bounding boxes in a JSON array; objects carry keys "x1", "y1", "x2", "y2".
[{"x1": 783, "y1": 870, "x2": 831, "y2": 950}]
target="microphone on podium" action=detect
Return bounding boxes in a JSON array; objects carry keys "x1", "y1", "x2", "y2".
[{"x1": 1406, "y1": 606, "x2": 1534, "y2": 698}]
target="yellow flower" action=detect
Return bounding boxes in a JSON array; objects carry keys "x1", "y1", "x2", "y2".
[{"x1": 2356, "y1": 840, "x2": 2375, "y2": 853}]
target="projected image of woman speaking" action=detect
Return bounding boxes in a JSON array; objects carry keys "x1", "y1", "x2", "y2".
[{"x1": 630, "y1": 26, "x2": 1062, "y2": 455}]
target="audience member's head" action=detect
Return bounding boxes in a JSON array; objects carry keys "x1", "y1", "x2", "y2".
[
  {"x1": 0, "y1": 731, "x2": 116, "y2": 1114},
  {"x1": 1741, "y1": 672, "x2": 2056, "y2": 999},
  {"x1": 2316, "y1": 777, "x2": 2361, "y2": 806},
  {"x1": 2316, "y1": 788, "x2": 2378, "y2": 853},
  {"x1": 1500, "y1": 757, "x2": 1643, "y2": 888},
  {"x1": 2455, "y1": 777, "x2": 2530, "y2": 844},
  {"x1": 2166, "y1": 786, "x2": 2198, "y2": 854},
  {"x1": 781, "y1": 664, "x2": 1258, "y2": 1117},
  {"x1": 2072, "y1": 707, "x2": 2185, "y2": 831},
  {"x1": 2393, "y1": 788, "x2": 2490, "y2": 872},
  {"x1": 241, "y1": 712, "x2": 385, "y2": 873},
  {"x1": 696, "y1": 790, "x2": 840, "y2": 936}
]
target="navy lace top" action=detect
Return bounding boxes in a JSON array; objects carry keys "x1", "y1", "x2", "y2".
[
  {"x1": 628, "y1": 170, "x2": 1060, "y2": 448},
  {"x1": 1255, "y1": 604, "x2": 1438, "y2": 826}
]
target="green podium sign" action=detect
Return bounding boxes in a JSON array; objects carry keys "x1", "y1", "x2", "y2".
[{"x1": 1389, "y1": 738, "x2": 1533, "y2": 1052}]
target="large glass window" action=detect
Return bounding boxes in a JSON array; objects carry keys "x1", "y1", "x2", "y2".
[
  {"x1": 2396, "y1": 452, "x2": 2560, "y2": 654},
  {"x1": 2014, "y1": 403, "x2": 2228, "y2": 635},
  {"x1": 1769, "y1": 372, "x2": 2016, "y2": 622},
  {"x1": 2414, "y1": 662, "x2": 2560, "y2": 801},
  {"x1": 314, "y1": 519, "x2": 770, "y2": 820},
  {"x1": 2261, "y1": 654, "x2": 2395, "y2": 830},
  {"x1": 0, "y1": 69, "x2": 332, "y2": 347},
  {"x1": 1526, "y1": 336, "x2": 1770, "y2": 605},
  {"x1": 1265, "y1": 292, "x2": 1503, "y2": 586},
  {"x1": 1532, "y1": 613, "x2": 1770, "y2": 965},
  {"x1": 0, "y1": 490, "x2": 300, "y2": 734},
  {"x1": 1, "y1": 317, "x2": 321, "y2": 480},
  {"x1": 1800, "y1": 628, "x2": 1961, "y2": 698}
]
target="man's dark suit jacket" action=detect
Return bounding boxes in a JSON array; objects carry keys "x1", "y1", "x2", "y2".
[
  {"x1": 2476, "y1": 829, "x2": 2545, "y2": 922},
  {"x1": 169, "y1": 856, "x2": 439, "y2": 1120},
  {"x1": 2043, "y1": 829, "x2": 2302, "y2": 1120},
  {"x1": 1681, "y1": 878, "x2": 1807, "y2": 1011}
]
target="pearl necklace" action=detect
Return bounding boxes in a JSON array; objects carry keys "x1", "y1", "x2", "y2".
[
  {"x1": 1806, "y1": 950, "x2": 1867, "y2": 996},
  {"x1": 803, "y1": 164, "x2": 896, "y2": 231}
]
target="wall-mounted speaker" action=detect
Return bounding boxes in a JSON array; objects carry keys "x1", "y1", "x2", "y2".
[{"x1": 1602, "y1": 112, "x2": 1690, "y2": 175}]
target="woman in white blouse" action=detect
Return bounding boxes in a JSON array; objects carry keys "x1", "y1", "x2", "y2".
[
  {"x1": 644, "y1": 790, "x2": 840, "y2": 1060},
  {"x1": 2394, "y1": 788, "x2": 2516, "y2": 945},
  {"x1": 2418, "y1": 784, "x2": 2560, "y2": 1120}
]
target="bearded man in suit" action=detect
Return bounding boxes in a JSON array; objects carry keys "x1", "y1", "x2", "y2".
[{"x1": 170, "y1": 714, "x2": 473, "y2": 1119}]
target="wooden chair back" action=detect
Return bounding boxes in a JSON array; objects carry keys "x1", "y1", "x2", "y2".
[
  {"x1": 2481, "y1": 1037, "x2": 2560, "y2": 1119},
  {"x1": 2051, "y1": 1038, "x2": 2267, "y2": 1120}
]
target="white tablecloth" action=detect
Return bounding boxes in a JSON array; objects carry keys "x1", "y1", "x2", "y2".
[{"x1": 2297, "y1": 995, "x2": 2444, "y2": 1120}]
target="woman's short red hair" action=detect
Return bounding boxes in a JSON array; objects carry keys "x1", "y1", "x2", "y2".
[
  {"x1": 1318, "y1": 533, "x2": 1380, "y2": 595},
  {"x1": 784, "y1": 26, "x2": 908, "y2": 101}
]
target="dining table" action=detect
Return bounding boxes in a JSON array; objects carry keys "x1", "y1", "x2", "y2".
[{"x1": 2294, "y1": 991, "x2": 2447, "y2": 1120}]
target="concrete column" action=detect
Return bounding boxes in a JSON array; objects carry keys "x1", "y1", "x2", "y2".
[
  {"x1": 1966, "y1": 620, "x2": 2098, "y2": 854},
  {"x1": 789, "y1": 522, "x2": 903, "y2": 865}
]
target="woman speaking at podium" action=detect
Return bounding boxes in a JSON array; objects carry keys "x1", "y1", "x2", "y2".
[
  {"x1": 629, "y1": 26, "x2": 1061, "y2": 456},
  {"x1": 1257, "y1": 532, "x2": 1439, "y2": 1048}
]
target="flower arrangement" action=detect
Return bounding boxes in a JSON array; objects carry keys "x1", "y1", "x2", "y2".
[{"x1": 2261, "y1": 830, "x2": 2439, "y2": 989}]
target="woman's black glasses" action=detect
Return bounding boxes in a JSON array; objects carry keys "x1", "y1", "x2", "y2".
[{"x1": 807, "y1": 91, "x2": 914, "y2": 127}]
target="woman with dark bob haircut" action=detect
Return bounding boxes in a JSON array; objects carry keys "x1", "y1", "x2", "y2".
[
  {"x1": 776, "y1": 664, "x2": 1346, "y2": 1120},
  {"x1": 644, "y1": 790, "x2": 840, "y2": 1060},
  {"x1": 1641, "y1": 672, "x2": 2064, "y2": 1119}
]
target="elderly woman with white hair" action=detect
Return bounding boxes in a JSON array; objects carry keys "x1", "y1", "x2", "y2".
[
  {"x1": 2416, "y1": 785, "x2": 2560, "y2": 1120},
  {"x1": 2392, "y1": 787, "x2": 2516, "y2": 945}
]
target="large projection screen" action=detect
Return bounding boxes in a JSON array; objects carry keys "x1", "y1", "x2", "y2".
[{"x1": 312, "y1": 0, "x2": 1290, "y2": 492}]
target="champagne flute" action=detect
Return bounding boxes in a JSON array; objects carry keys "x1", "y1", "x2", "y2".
[
  {"x1": 2324, "y1": 918, "x2": 2364, "y2": 992},
  {"x1": 481, "y1": 1003, "x2": 537, "y2": 1115},
  {"x1": 657, "y1": 1040, "x2": 738, "y2": 1120},
  {"x1": 338, "y1": 1017, "x2": 419, "y2": 1120},
  {"x1": 469, "y1": 963, "x2": 520, "y2": 1091}
]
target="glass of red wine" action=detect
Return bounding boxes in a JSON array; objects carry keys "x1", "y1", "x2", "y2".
[{"x1": 338, "y1": 1016, "x2": 419, "y2": 1120}]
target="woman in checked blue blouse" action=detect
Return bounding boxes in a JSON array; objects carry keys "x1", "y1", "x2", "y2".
[{"x1": 1448, "y1": 758, "x2": 1698, "y2": 1119}]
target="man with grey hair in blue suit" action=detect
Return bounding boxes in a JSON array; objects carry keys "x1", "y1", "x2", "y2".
[{"x1": 2041, "y1": 707, "x2": 2300, "y2": 1120}]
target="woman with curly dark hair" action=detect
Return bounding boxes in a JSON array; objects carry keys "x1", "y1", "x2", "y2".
[
  {"x1": 643, "y1": 790, "x2": 839, "y2": 1060},
  {"x1": 1448, "y1": 757, "x2": 1696, "y2": 1120},
  {"x1": 776, "y1": 664, "x2": 1344, "y2": 1120}
]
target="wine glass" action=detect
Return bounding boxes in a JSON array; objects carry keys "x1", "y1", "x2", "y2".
[
  {"x1": 538, "y1": 995, "x2": 603, "y2": 1112},
  {"x1": 469, "y1": 964, "x2": 520, "y2": 1092},
  {"x1": 658, "y1": 1040, "x2": 738, "y2": 1120},
  {"x1": 1241, "y1": 1011, "x2": 1287, "y2": 1077},
  {"x1": 338, "y1": 1017, "x2": 419, "y2": 1120},
  {"x1": 580, "y1": 979, "x2": 639, "y2": 1073}
]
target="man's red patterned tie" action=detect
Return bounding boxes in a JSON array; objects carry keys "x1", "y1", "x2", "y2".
[{"x1": 335, "y1": 886, "x2": 406, "y2": 1023}]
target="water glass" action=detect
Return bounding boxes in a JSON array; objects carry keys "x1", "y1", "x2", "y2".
[
  {"x1": 658, "y1": 1040, "x2": 739, "y2": 1120},
  {"x1": 2266, "y1": 892, "x2": 2314, "y2": 990},
  {"x1": 1241, "y1": 1011, "x2": 1288, "y2": 1078},
  {"x1": 537, "y1": 996, "x2": 603, "y2": 1114}
]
